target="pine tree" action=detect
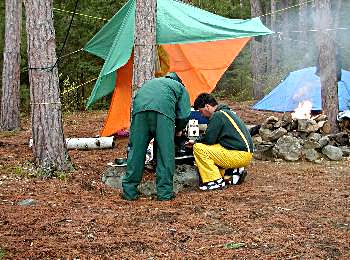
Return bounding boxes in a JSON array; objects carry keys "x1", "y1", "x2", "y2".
[
  {"x1": 316, "y1": 0, "x2": 339, "y2": 133},
  {"x1": 132, "y1": 0, "x2": 157, "y2": 92},
  {"x1": 250, "y1": 0, "x2": 264, "y2": 99},
  {"x1": 1, "y1": 0, "x2": 22, "y2": 131},
  {"x1": 24, "y1": 0, "x2": 72, "y2": 173}
]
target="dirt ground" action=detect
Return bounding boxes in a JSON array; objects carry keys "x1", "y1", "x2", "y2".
[{"x1": 0, "y1": 101, "x2": 349, "y2": 259}]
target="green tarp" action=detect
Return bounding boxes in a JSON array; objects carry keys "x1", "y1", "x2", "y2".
[{"x1": 84, "y1": 0, "x2": 273, "y2": 107}]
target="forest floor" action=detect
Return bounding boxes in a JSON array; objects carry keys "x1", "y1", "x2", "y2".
[{"x1": 0, "y1": 101, "x2": 349, "y2": 259}]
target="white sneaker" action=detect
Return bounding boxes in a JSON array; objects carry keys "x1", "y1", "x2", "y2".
[{"x1": 199, "y1": 178, "x2": 225, "y2": 191}]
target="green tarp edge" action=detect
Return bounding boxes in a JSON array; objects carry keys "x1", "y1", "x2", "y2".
[{"x1": 85, "y1": 0, "x2": 135, "y2": 108}]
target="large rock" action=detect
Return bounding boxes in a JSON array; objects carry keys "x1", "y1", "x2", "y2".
[
  {"x1": 297, "y1": 119, "x2": 320, "y2": 133},
  {"x1": 281, "y1": 113, "x2": 293, "y2": 127},
  {"x1": 259, "y1": 127, "x2": 287, "y2": 142},
  {"x1": 273, "y1": 136, "x2": 302, "y2": 161},
  {"x1": 253, "y1": 142, "x2": 275, "y2": 161},
  {"x1": 252, "y1": 135, "x2": 263, "y2": 145},
  {"x1": 287, "y1": 131, "x2": 308, "y2": 140},
  {"x1": 173, "y1": 164, "x2": 200, "y2": 192},
  {"x1": 303, "y1": 148, "x2": 321, "y2": 162},
  {"x1": 318, "y1": 136, "x2": 330, "y2": 148},
  {"x1": 339, "y1": 146, "x2": 350, "y2": 157},
  {"x1": 303, "y1": 139, "x2": 321, "y2": 149},
  {"x1": 101, "y1": 164, "x2": 199, "y2": 195},
  {"x1": 102, "y1": 166, "x2": 124, "y2": 189},
  {"x1": 259, "y1": 128, "x2": 273, "y2": 141},
  {"x1": 262, "y1": 116, "x2": 279, "y2": 130},
  {"x1": 270, "y1": 127, "x2": 288, "y2": 141},
  {"x1": 304, "y1": 133, "x2": 322, "y2": 149},
  {"x1": 308, "y1": 132, "x2": 322, "y2": 142},
  {"x1": 322, "y1": 145, "x2": 343, "y2": 161},
  {"x1": 328, "y1": 132, "x2": 349, "y2": 146}
]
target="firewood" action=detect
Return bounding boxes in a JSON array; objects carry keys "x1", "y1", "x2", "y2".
[
  {"x1": 312, "y1": 114, "x2": 327, "y2": 122},
  {"x1": 338, "y1": 119, "x2": 350, "y2": 131},
  {"x1": 319, "y1": 121, "x2": 331, "y2": 134}
]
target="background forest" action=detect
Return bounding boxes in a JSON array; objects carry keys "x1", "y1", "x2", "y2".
[{"x1": 0, "y1": 0, "x2": 349, "y2": 113}]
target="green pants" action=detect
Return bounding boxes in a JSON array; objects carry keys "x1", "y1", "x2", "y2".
[{"x1": 122, "y1": 111, "x2": 175, "y2": 200}]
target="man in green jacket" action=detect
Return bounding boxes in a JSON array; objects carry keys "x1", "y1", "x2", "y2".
[
  {"x1": 122, "y1": 72, "x2": 191, "y2": 201},
  {"x1": 190, "y1": 93, "x2": 254, "y2": 191}
]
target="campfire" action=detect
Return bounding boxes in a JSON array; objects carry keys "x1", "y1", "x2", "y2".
[
  {"x1": 252, "y1": 101, "x2": 350, "y2": 162},
  {"x1": 291, "y1": 100, "x2": 312, "y2": 120}
]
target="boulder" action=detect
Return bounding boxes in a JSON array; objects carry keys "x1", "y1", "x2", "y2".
[
  {"x1": 303, "y1": 140, "x2": 321, "y2": 149},
  {"x1": 101, "y1": 164, "x2": 199, "y2": 195},
  {"x1": 253, "y1": 142, "x2": 275, "y2": 161},
  {"x1": 270, "y1": 127, "x2": 288, "y2": 141},
  {"x1": 281, "y1": 113, "x2": 293, "y2": 127},
  {"x1": 252, "y1": 135, "x2": 263, "y2": 144},
  {"x1": 259, "y1": 128, "x2": 273, "y2": 141},
  {"x1": 318, "y1": 136, "x2": 330, "y2": 148},
  {"x1": 262, "y1": 116, "x2": 279, "y2": 130},
  {"x1": 259, "y1": 127, "x2": 287, "y2": 142},
  {"x1": 297, "y1": 119, "x2": 320, "y2": 133},
  {"x1": 303, "y1": 148, "x2": 321, "y2": 162},
  {"x1": 322, "y1": 145, "x2": 343, "y2": 161},
  {"x1": 328, "y1": 132, "x2": 349, "y2": 146},
  {"x1": 273, "y1": 136, "x2": 302, "y2": 161},
  {"x1": 308, "y1": 132, "x2": 322, "y2": 142},
  {"x1": 339, "y1": 146, "x2": 350, "y2": 157}
]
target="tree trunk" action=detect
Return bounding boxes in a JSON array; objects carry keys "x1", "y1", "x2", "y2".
[
  {"x1": 333, "y1": 0, "x2": 342, "y2": 28},
  {"x1": 250, "y1": 0, "x2": 264, "y2": 99},
  {"x1": 298, "y1": 0, "x2": 307, "y2": 44},
  {"x1": 270, "y1": 0, "x2": 277, "y2": 73},
  {"x1": 316, "y1": 0, "x2": 339, "y2": 133},
  {"x1": 24, "y1": 0, "x2": 72, "y2": 173},
  {"x1": 281, "y1": 0, "x2": 290, "y2": 60},
  {"x1": 132, "y1": 0, "x2": 157, "y2": 93},
  {"x1": 1, "y1": 0, "x2": 22, "y2": 131}
]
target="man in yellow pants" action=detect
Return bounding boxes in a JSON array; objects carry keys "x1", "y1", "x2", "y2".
[{"x1": 189, "y1": 93, "x2": 254, "y2": 191}]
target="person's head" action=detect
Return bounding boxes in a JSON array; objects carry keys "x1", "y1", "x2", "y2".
[{"x1": 193, "y1": 93, "x2": 218, "y2": 118}]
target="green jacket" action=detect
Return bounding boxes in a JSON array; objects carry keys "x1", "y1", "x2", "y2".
[
  {"x1": 197, "y1": 104, "x2": 254, "y2": 152},
  {"x1": 132, "y1": 73, "x2": 191, "y2": 130}
]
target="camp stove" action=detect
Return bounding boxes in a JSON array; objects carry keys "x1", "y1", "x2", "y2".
[
  {"x1": 121, "y1": 112, "x2": 207, "y2": 167},
  {"x1": 174, "y1": 119, "x2": 203, "y2": 165},
  {"x1": 187, "y1": 119, "x2": 200, "y2": 140}
]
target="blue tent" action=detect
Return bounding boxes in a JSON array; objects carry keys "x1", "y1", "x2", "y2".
[{"x1": 253, "y1": 67, "x2": 350, "y2": 112}]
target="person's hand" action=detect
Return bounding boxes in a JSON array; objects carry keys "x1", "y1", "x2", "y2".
[{"x1": 184, "y1": 139, "x2": 195, "y2": 148}]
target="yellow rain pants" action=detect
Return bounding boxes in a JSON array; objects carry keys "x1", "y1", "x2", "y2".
[{"x1": 193, "y1": 143, "x2": 253, "y2": 183}]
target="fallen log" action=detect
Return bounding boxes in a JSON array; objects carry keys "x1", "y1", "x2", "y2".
[{"x1": 29, "y1": 137, "x2": 115, "y2": 150}]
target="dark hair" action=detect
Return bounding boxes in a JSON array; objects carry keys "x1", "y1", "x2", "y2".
[{"x1": 193, "y1": 93, "x2": 218, "y2": 110}]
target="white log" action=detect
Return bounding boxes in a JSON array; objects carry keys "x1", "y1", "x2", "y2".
[{"x1": 29, "y1": 137, "x2": 115, "y2": 150}]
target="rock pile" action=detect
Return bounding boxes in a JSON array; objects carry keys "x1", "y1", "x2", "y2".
[
  {"x1": 253, "y1": 114, "x2": 350, "y2": 162},
  {"x1": 102, "y1": 164, "x2": 199, "y2": 195}
]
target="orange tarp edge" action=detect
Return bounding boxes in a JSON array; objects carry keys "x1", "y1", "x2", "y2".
[
  {"x1": 100, "y1": 56, "x2": 133, "y2": 137},
  {"x1": 100, "y1": 37, "x2": 250, "y2": 136}
]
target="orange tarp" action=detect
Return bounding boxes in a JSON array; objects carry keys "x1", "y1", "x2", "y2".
[
  {"x1": 101, "y1": 37, "x2": 250, "y2": 137},
  {"x1": 163, "y1": 37, "x2": 251, "y2": 103},
  {"x1": 100, "y1": 57, "x2": 133, "y2": 136}
]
